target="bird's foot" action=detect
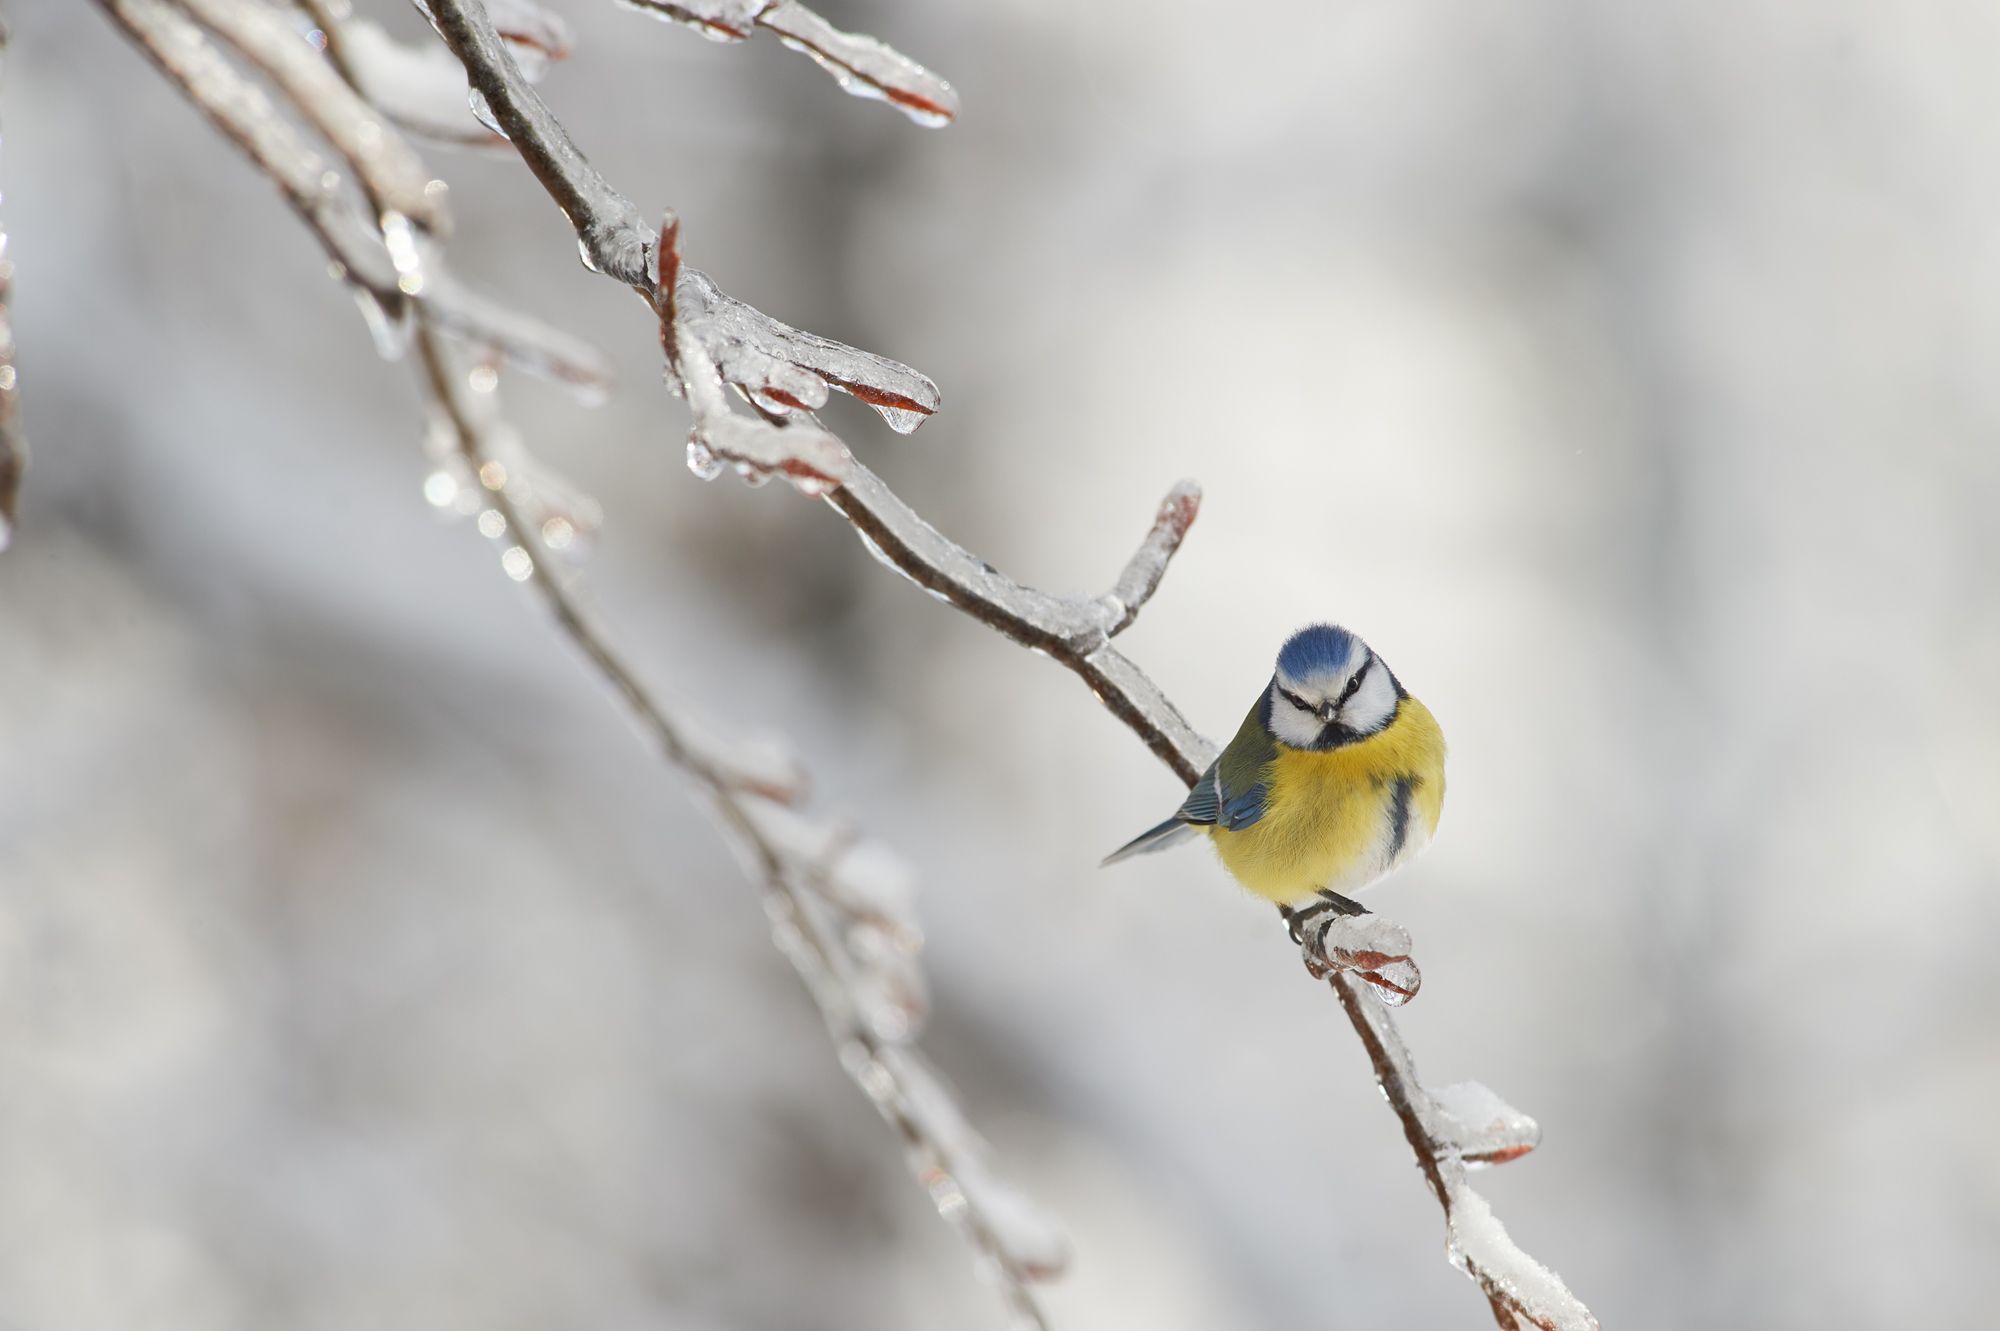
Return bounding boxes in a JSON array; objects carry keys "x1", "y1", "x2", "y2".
[
  {"x1": 1283, "y1": 892, "x2": 1371, "y2": 973},
  {"x1": 1282, "y1": 894, "x2": 1422, "y2": 1005}
]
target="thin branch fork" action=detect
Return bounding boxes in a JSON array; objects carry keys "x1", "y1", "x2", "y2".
[{"x1": 427, "y1": 1, "x2": 1599, "y2": 1324}]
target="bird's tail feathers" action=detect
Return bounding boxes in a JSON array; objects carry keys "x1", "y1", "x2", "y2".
[{"x1": 1100, "y1": 817, "x2": 1201, "y2": 867}]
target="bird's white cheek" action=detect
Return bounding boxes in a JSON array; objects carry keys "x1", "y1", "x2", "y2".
[
  {"x1": 1346, "y1": 668, "x2": 1399, "y2": 734},
  {"x1": 1268, "y1": 702, "x2": 1324, "y2": 748}
]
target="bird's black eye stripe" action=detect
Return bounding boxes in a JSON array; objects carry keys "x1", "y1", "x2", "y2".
[
  {"x1": 1278, "y1": 685, "x2": 1315, "y2": 713},
  {"x1": 1335, "y1": 660, "x2": 1371, "y2": 708}
]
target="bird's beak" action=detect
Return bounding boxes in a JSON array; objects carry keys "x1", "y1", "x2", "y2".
[{"x1": 1317, "y1": 702, "x2": 1340, "y2": 724}]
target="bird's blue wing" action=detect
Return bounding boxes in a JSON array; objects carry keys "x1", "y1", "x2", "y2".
[
  {"x1": 1208, "y1": 699, "x2": 1274, "y2": 831},
  {"x1": 1101, "y1": 701, "x2": 1270, "y2": 867},
  {"x1": 1176, "y1": 764, "x2": 1222, "y2": 825},
  {"x1": 1217, "y1": 776, "x2": 1268, "y2": 831},
  {"x1": 1173, "y1": 757, "x2": 1267, "y2": 832}
]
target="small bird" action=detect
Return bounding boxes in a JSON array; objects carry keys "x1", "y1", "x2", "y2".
[{"x1": 1103, "y1": 624, "x2": 1446, "y2": 937}]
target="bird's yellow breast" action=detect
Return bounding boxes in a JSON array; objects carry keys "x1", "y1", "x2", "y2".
[{"x1": 1208, "y1": 697, "x2": 1446, "y2": 906}]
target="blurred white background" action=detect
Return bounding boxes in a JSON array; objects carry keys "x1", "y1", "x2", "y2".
[{"x1": 6, "y1": 1, "x2": 2000, "y2": 1327}]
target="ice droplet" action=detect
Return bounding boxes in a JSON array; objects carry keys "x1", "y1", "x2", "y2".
[
  {"x1": 867, "y1": 401, "x2": 929, "y2": 435},
  {"x1": 467, "y1": 88, "x2": 508, "y2": 139},
  {"x1": 685, "y1": 439, "x2": 723, "y2": 480},
  {"x1": 734, "y1": 460, "x2": 771, "y2": 488},
  {"x1": 854, "y1": 526, "x2": 924, "y2": 592},
  {"x1": 422, "y1": 470, "x2": 459, "y2": 508},
  {"x1": 353, "y1": 289, "x2": 412, "y2": 360},
  {"x1": 1363, "y1": 957, "x2": 1422, "y2": 1006},
  {"x1": 477, "y1": 509, "x2": 508, "y2": 539},
  {"x1": 500, "y1": 545, "x2": 534, "y2": 581}
]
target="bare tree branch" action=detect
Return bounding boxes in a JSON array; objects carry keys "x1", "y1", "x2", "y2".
[{"x1": 429, "y1": 2, "x2": 1599, "y2": 1323}]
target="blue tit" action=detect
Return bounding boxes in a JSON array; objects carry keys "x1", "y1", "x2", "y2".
[{"x1": 1103, "y1": 623, "x2": 1446, "y2": 921}]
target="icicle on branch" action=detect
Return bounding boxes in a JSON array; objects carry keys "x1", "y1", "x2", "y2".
[
  {"x1": 617, "y1": 0, "x2": 957, "y2": 126},
  {"x1": 428, "y1": 1, "x2": 1600, "y2": 1320},
  {"x1": 0, "y1": 17, "x2": 22, "y2": 553}
]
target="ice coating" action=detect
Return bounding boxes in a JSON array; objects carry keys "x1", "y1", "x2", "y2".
[
  {"x1": 1300, "y1": 911, "x2": 1423, "y2": 1005},
  {"x1": 409, "y1": 0, "x2": 572, "y2": 69},
  {"x1": 615, "y1": 0, "x2": 769, "y2": 41},
  {"x1": 422, "y1": 404, "x2": 603, "y2": 562},
  {"x1": 617, "y1": 0, "x2": 957, "y2": 125},
  {"x1": 342, "y1": 19, "x2": 505, "y2": 146},
  {"x1": 1431, "y1": 1080, "x2": 1541, "y2": 1168},
  {"x1": 425, "y1": 266, "x2": 614, "y2": 399},
  {"x1": 674, "y1": 267, "x2": 941, "y2": 433},
  {"x1": 757, "y1": 1, "x2": 958, "y2": 127},
  {"x1": 889, "y1": 1050, "x2": 1071, "y2": 1280},
  {"x1": 178, "y1": 0, "x2": 447, "y2": 231}
]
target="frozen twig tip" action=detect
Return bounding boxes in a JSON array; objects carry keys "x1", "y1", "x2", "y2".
[{"x1": 1100, "y1": 479, "x2": 1202, "y2": 636}]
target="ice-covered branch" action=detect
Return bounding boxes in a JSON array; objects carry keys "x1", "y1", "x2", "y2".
[
  {"x1": 94, "y1": 0, "x2": 610, "y2": 393},
  {"x1": 431, "y1": 3, "x2": 1597, "y2": 1318},
  {"x1": 406, "y1": 324, "x2": 1064, "y2": 1328},
  {"x1": 1097, "y1": 480, "x2": 1202, "y2": 638},
  {"x1": 617, "y1": 0, "x2": 957, "y2": 126},
  {"x1": 97, "y1": 8, "x2": 1062, "y2": 1318},
  {"x1": 1332, "y1": 982, "x2": 1595, "y2": 1330},
  {"x1": 427, "y1": 0, "x2": 940, "y2": 442},
  {"x1": 0, "y1": 18, "x2": 22, "y2": 553},
  {"x1": 176, "y1": 0, "x2": 446, "y2": 230}
]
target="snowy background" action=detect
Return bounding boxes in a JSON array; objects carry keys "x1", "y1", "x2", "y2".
[{"x1": 6, "y1": 1, "x2": 2000, "y2": 1327}]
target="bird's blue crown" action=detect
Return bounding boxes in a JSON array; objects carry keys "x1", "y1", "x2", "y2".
[{"x1": 1275, "y1": 623, "x2": 1360, "y2": 684}]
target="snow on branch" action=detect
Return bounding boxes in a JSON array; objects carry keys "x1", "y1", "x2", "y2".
[
  {"x1": 618, "y1": 0, "x2": 957, "y2": 126},
  {"x1": 0, "y1": 19, "x2": 21, "y2": 553},
  {"x1": 428, "y1": 2, "x2": 1600, "y2": 1320}
]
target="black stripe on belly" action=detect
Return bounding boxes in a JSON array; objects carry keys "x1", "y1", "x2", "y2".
[{"x1": 1385, "y1": 776, "x2": 1415, "y2": 861}]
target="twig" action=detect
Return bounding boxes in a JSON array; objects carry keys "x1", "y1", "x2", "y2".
[
  {"x1": 177, "y1": 0, "x2": 445, "y2": 229},
  {"x1": 429, "y1": 1, "x2": 1598, "y2": 1322},
  {"x1": 616, "y1": 0, "x2": 958, "y2": 126}
]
